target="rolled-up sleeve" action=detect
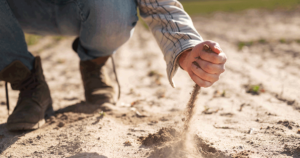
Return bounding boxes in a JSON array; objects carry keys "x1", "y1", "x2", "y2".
[{"x1": 137, "y1": 0, "x2": 203, "y2": 87}]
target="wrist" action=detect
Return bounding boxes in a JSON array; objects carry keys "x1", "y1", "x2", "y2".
[{"x1": 178, "y1": 49, "x2": 191, "y2": 71}]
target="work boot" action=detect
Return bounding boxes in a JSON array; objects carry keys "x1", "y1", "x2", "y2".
[
  {"x1": 80, "y1": 56, "x2": 115, "y2": 105},
  {"x1": 0, "y1": 57, "x2": 53, "y2": 131},
  {"x1": 72, "y1": 37, "x2": 116, "y2": 106}
]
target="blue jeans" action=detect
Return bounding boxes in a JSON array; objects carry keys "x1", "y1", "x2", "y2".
[{"x1": 0, "y1": 0, "x2": 138, "y2": 71}]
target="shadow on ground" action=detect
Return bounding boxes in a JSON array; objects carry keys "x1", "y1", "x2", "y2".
[
  {"x1": 67, "y1": 152, "x2": 108, "y2": 158},
  {"x1": 56, "y1": 101, "x2": 106, "y2": 114},
  {"x1": 0, "y1": 124, "x2": 29, "y2": 155},
  {"x1": 0, "y1": 101, "x2": 105, "y2": 156}
]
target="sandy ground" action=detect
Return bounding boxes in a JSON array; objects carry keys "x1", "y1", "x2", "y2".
[{"x1": 0, "y1": 7, "x2": 300, "y2": 158}]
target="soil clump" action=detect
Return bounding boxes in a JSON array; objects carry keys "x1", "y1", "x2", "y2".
[
  {"x1": 139, "y1": 128, "x2": 202, "y2": 158},
  {"x1": 148, "y1": 141, "x2": 187, "y2": 158},
  {"x1": 139, "y1": 127, "x2": 180, "y2": 146}
]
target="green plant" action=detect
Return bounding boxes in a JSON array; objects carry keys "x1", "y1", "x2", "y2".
[
  {"x1": 238, "y1": 41, "x2": 253, "y2": 50},
  {"x1": 251, "y1": 85, "x2": 260, "y2": 93},
  {"x1": 25, "y1": 34, "x2": 43, "y2": 46},
  {"x1": 181, "y1": 0, "x2": 300, "y2": 16},
  {"x1": 221, "y1": 90, "x2": 226, "y2": 97},
  {"x1": 258, "y1": 39, "x2": 266, "y2": 44},
  {"x1": 52, "y1": 36, "x2": 65, "y2": 42},
  {"x1": 99, "y1": 111, "x2": 105, "y2": 117},
  {"x1": 279, "y1": 38, "x2": 286, "y2": 43}
]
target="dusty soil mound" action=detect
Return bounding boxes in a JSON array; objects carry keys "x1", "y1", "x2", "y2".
[
  {"x1": 231, "y1": 150, "x2": 252, "y2": 158},
  {"x1": 283, "y1": 144, "x2": 300, "y2": 157},
  {"x1": 149, "y1": 134, "x2": 230, "y2": 158},
  {"x1": 139, "y1": 127, "x2": 190, "y2": 158},
  {"x1": 139, "y1": 127, "x2": 180, "y2": 146},
  {"x1": 148, "y1": 142, "x2": 187, "y2": 158},
  {"x1": 195, "y1": 136, "x2": 228, "y2": 158},
  {"x1": 277, "y1": 120, "x2": 299, "y2": 130}
]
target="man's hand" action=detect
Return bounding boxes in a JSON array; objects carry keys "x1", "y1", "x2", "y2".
[{"x1": 178, "y1": 41, "x2": 227, "y2": 87}]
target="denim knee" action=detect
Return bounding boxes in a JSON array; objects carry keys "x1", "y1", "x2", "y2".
[{"x1": 75, "y1": 0, "x2": 139, "y2": 60}]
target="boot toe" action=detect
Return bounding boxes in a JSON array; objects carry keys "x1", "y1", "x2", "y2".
[
  {"x1": 7, "y1": 102, "x2": 44, "y2": 131},
  {"x1": 6, "y1": 119, "x2": 45, "y2": 131},
  {"x1": 86, "y1": 90, "x2": 115, "y2": 105}
]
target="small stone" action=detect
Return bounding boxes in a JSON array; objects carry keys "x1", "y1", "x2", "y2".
[
  {"x1": 136, "y1": 111, "x2": 148, "y2": 118},
  {"x1": 248, "y1": 128, "x2": 255, "y2": 134},
  {"x1": 36, "y1": 135, "x2": 41, "y2": 140},
  {"x1": 160, "y1": 117, "x2": 169, "y2": 121},
  {"x1": 124, "y1": 141, "x2": 132, "y2": 146},
  {"x1": 57, "y1": 122, "x2": 65, "y2": 128}
]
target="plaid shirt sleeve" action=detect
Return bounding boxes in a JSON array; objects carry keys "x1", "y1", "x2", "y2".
[{"x1": 137, "y1": 0, "x2": 203, "y2": 87}]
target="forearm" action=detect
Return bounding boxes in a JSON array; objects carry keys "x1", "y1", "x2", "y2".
[{"x1": 137, "y1": 0, "x2": 203, "y2": 87}]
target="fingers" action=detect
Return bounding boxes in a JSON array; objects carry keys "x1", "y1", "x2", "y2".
[
  {"x1": 195, "y1": 58, "x2": 225, "y2": 74},
  {"x1": 200, "y1": 51, "x2": 227, "y2": 64},
  {"x1": 188, "y1": 40, "x2": 227, "y2": 87},
  {"x1": 191, "y1": 63, "x2": 219, "y2": 83},
  {"x1": 189, "y1": 71, "x2": 213, "y2": 88},
  {"x1": 193, "y1": 41, "x2": 227, "y2": 64}
]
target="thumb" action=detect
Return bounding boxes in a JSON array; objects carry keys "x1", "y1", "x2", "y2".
[
  {"x1": 210, "y1": 44, "x2": 222, "y2": 54},
  {"x1": 204, "y1": 41, "x2": 222, "y2": 54}
]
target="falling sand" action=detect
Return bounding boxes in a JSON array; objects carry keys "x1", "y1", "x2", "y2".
[
  {"x1": 139, "y1": 45, "x2": 214, "y2": 157},
  {"x1": 182, "y1": 44, "x2": 213, "y2": 149}
]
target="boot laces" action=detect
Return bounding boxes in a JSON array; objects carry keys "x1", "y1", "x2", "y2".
[
  {"x1": 5, "y1": 74, "x2": 39, "y2": 115},
  {"x1": 19, "y1": 74, "x2": 39, "y2": 98},
  {"x1": 5, "y1": 82, "x2": 9, "y2": 115},
  {"x1": 85, "y1": 56, "x2": 121, "y2": 100},
  {"x1": 90, "y1": 65, "x2": 102, "y2": 78},
  {"x1": 111, "y1": 56, "x2": 121, "y2": 100}
]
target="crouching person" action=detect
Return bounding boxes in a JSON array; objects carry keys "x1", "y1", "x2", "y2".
[{"x1": 0, "y1": 0, "x2": 226, "y2": 131}]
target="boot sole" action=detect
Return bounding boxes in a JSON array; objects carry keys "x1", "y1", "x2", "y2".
[
  {"x1": 7, "y1": 99, "x2": 53, "y2": 131},
  {"x1": 6, "y1": 119, "x2": 46, "y2": 131}
]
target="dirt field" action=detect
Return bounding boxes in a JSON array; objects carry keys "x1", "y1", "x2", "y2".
[{"x1": 0, "y1": 7, "x2": 300, "y2": 158}]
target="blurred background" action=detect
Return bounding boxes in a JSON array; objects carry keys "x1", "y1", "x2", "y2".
[
  {"x1": 25, "y1": 0, "x2": 300, "y2": 45},
  {"x1": 180, "y1": 0, "x2": 299, "y2": 15}
]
